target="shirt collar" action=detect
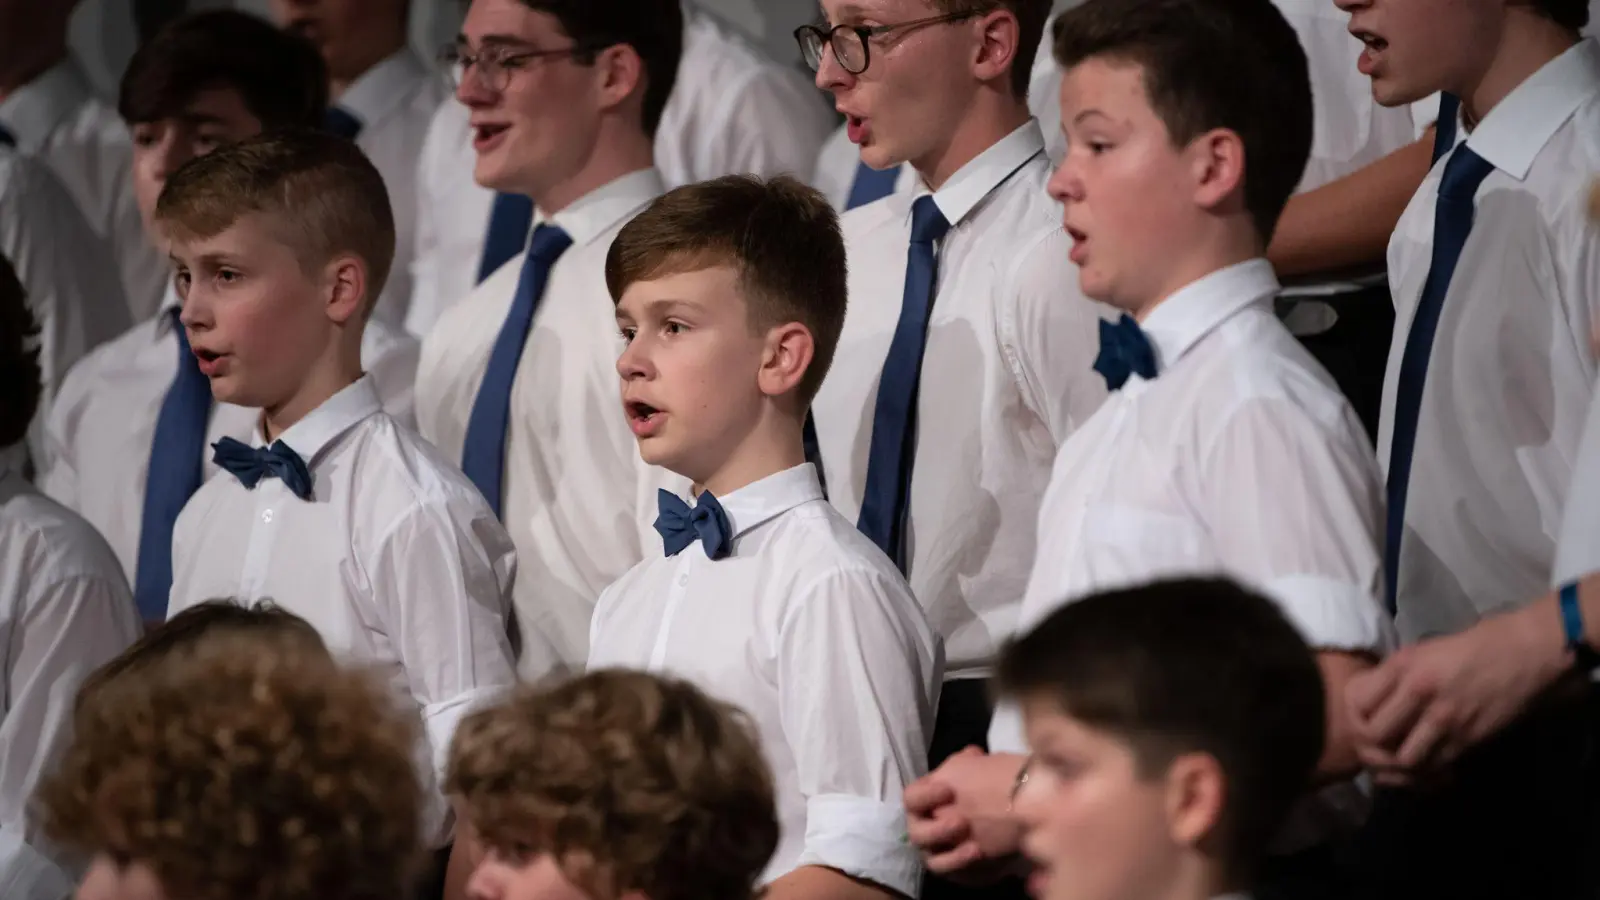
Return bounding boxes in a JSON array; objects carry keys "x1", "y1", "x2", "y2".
[
  {"x1": 703, "y1": 463, "x2": 825, "y2": 541},
  {"x1": 921, "y1": 119, "x2": 1047, "y2": 227},
  {"x1": 153, "y1": 281, "x2": 182, "y2": 337},
  {"x1": 335, "y1": 49, "x2": 434, "y2": 131},
  {"x1": 1139, "y1": 258, "x2": 1280, "y2": 371},
  {"x1": 0, "y1": 58, "x2": 96, "y2": 151},
  {"x1": 1466, "y1": 37, "x2": 1600, "y2": 181},
  {"x1": 535, "y1": 168, "x2": 665, "y2": 248},
  {"x1": 256, "y1": 375, "x2": 382, "y2": 467}
]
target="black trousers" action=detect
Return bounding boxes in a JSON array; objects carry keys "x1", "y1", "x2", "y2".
[
  {"x1": 921, "y1": 679, "x2": 1030, "y2": 900},
  {"x1": 1353, "y1": 684, "x2": 1600, "y2": 900},
  {"x1": 1289, "y1": 285, "x2": 1395, "y2": 448}
]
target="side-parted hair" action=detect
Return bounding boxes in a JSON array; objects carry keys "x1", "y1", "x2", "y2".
[
  {"x1": 120, "y1": 10, "x2": 328, "y2": 129},
  {"x1": 1052, "y1": 0, "x2": 1312, "y2": 244},
  {"x1": 155, "y1": 129, "x2": 396, "y2": 306},
  {"x1": 36, "y1": 628, "x2": 423, "y2": 900},
  {"x1": 997, "y1": 577, "x2": 1325, "y2": 880},
  {"x1": 513, "y1": 0, "x2": 683, "y2": 137},
  {"x1": 605, "y1": 174, "x2": 846, "y2": 405},
  {"x1": 937, "y1": 0, "x2": 1053, "y2": 99},
  {"x1": 447, "y1": 669, "x2": 779, "y2": 900},
  {"x1": 0, "y1": 252, "x2": 38, "y2": 451}
]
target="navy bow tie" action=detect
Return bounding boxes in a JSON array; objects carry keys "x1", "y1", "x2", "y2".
[
  {"x1": 211, "y1": 437, "x2": 314, "y2": 500},
  {"x1": 1093, "y1": 314, "x2": 1158, "y2": 390},
  {"x1": 654, "y1": 489, "x2": 732, "y2": 560}
]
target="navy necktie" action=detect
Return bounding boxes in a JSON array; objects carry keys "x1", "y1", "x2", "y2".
[
  {"x1": 324, "y1": 106, "x2": 363, "y2": 140},
  {"x1": 462, "y1": 223, "x2": 573, "y2": 517},
  {"x1": 212, "y1": 437, "x2": 315, "y2": 500},
  {"x1": 0, "y1": 121, "x2": 14, "y2": 147},
  {"x1": 477, "y1": 193, "x2": 535, "y2": 283},
  {"x1": 655, "y1": 489, "x2": 732, "y2": 560},
  {"x1": 1383, "y1": 143, "x2": 1496, "y2": 613},
  {"x1": 847, "y1": 158, "x2": 901, "y2": 210},
  {"x1": 132, "y1": 309, "x2": 213, "y2": 622},
  {"x1": 857, "y1": 195, "x2": 951, "y2": 570},
  {"x1": 1093, "y1": 314, "x2": 1159, "y2": 391},
  {"x1": 1432, "y1": 93, "x2": 1460, "y2": 165}
]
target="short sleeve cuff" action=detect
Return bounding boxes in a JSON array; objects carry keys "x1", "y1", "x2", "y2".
[
  {"x1": 796, "y1": 794, "x2": 922, "y2": 898},
  {"x1": 420, "y1": 684, "x2": 512, "y2": 775},
  {"x1": 1263, "y1": 574, "x2": 1397, "y2": 656}
]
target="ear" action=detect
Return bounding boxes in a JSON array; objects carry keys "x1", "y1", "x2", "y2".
[
  {"x1": 324, "y1": 254, "x2": 367, "y2": 325},
  {"x1": 758, "y1": 321, "x2": 816, "y2": 401},
  {"x1": 1163, "y1": 751, "x2": 1226, "y2": 849},
  {"x1": 594, "y1": 43, "x2": 646, "y2": 118},
  {"x1": 1187, "y1": 127, "x2": 1247, "y2": 216},
  {"x1": 970, "y1": 8, "x2": 1022, "y2": 89}
]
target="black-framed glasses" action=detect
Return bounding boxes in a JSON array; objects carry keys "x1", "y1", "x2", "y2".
[
  {"x1": 794, "y1": 10, "x2": 984, "y2": 76},
  {"x1": 439, "y1": 42, "x2": 598, "y2": 92}
]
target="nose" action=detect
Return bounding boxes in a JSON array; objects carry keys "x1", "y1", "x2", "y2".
[
  {"x1": 1332, "y1": 0, "x2": 1366, "y2": 13},
  {"x1": 463, "y1": 861, "x2": 498, "y2": 900},
  {"x1": 455, "y1": 58, "x2": 498, "y2": 108},
  {"x1": 616, "y1": 333, "x2": 653, "y2": 382},
  {"x1": 814, "y1": 37, "x2": 854, "y2": 94},
  {"x1": 1046, "y1": 153, "x2": 1084, "y2": 206},
  {"x1": 151, "y1": 132, "x2": 195, "y2": 187}
]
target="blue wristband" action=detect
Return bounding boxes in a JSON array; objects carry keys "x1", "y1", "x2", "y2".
[{"x1": 1560, "y1": 582, "x2": 1585, "y2": 648}]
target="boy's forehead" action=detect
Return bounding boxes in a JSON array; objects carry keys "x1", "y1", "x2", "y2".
[
  {"x1": 163, "y1": 211, "x2": 277, "y2": 260},
  {"x1": 1060, "y1": 58, "x2": 1155, "y2": 119},
  {"x1": 617, "y1": 263, "x2": 743, "y2": 313}
]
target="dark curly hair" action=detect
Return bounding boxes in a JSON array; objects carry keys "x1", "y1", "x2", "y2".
[
  {"x1": 447, "y1": 668, "x2": 779, "y2": 900},
  {"x1": 36, "y1": 628, "x2": 424, "y2": 900}
]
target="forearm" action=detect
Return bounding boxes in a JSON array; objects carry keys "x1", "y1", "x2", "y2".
[
  {"x1": 1512, "y1": 572, "x2": 1600, "y2": 678},
  {"x1": 1267, "y1": 135, "x2": 1435, "y2": 279},
  {"x1": 1315, "y1": 650, "x2": 1376, "y2": 781},
  {"x1": 765, "y1": 865, "x2": 903, "y2": 900}
]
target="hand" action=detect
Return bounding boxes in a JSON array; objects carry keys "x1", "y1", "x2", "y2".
[
  {"x1": 1346, "y1": 604, "x2": 1569, "y2": 784},
  {"x1": 904, "y1": 747, "x2": 1025, "y2": 881}
]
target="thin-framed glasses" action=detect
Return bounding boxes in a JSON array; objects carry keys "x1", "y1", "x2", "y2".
[
  {"x1": 794, "y1": 10, "x2": 984, "y2": 76},
  {"x1": 439, "y1": 42, "x2": 597, "y2": 92}
]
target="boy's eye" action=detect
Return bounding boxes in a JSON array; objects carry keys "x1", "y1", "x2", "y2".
[
  {"x1": 664, "y1": 321, "x2": 687, "y2": 335},
  {"x1": 216, "y1": 269, "x2": 242, "y2": 284},
  {"x1": 618, "y1": 325, "x2": 636, "y2": 342}
]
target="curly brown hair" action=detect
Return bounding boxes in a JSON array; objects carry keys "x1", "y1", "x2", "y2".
[
  {"x1": 446, "y1": 669, "x2": 779, "y2": 900},
  {"x1": 35, "y1": 629, "x2": 424, "y2": 900}
]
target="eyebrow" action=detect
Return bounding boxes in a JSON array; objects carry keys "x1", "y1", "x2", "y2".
[
  {"x1": 1072, "y1": 109, "x2": 1113, "y2": 125},
  {"x1": 457, "y1": 32, "x2": 540, "y2": 50},
  {"x1": 618, "y1": 296, "x2": 705, "y2": 319}
]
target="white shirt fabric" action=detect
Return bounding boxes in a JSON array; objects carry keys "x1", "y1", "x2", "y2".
[
  {"x1": 813, "y1": 120, "x2": 1109, "y2": 678},
  {"x1": 404, "y1": 5, "x2": 833, "y2": 336},
  {"x1": 1555, "y1": 385, "x2": 1600, "y2": 586},
  {"x1": 0, "y1": 57, "x2": 167, "y2": 321},
  {"x1": 338, "y1": 48, "x2": 452, "y2": 331},
  {"x1": 811, "y1": 15, "x2": 1066, "y2": 210},
  {"x1": 39, "y1": 287, "x2": 419, "y2": 586},
  {"x1": 988, "y1": 260, "x2": 1393, "y2": 848},
  {"x1": 164, "y1": 375, "x2": 516, "y2": 848},
  {"x1": 0, "y1": 146, "x2": 131, "y2": 474},
  {"x1": 588, "y1": 464, "x2": 941, "y2": 897},
  {"x1": 416, "y1": 168, "x2": 671, "y2": 679},
  {"x1": 0, "y1": 459, "x2": 141, "y2": 898},
  {"x1": 1379, "y1": 38, "x2": 1600, "y2": 642}
]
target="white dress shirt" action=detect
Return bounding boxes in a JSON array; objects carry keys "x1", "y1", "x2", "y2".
[
  {"x1": 811, "y1": 15, "x2": 1065, "y2": 210},
  {"x1": 404, "y1": 4, "x2": 833, "y2": 336},
  {"x1": 416, "y1": 168, "x2": 670, "y2": 678},
  {"x1": 40, "y1": 286, "x2": 419, "y2": 585},
  {"x1": 1379, "y1": 38, "x2": 1600, "y2": 642},
  {"x1": 0, "y1": 57, "x2": 167, "y2": 321},
  {"x1": 0, "y1": 458, "x2": 141, "y2": 897},
  {"x1": 813, "y1": 120, "x2": 1109, "y2": 678},
  {"x1": 166, "y1": 375, "x2": 516, "y2": 847},
  {"x1": 1555, "y1": 385, "x2": 1600, "y2": 586},
  {"x1": 988, "y1": 259, "x2": 1392, "y2": 847},
  {"x1": 588, "y1": 464, "x2": 941, "y2": 897},
  {"x1": 338, "y1": 48, "x2": 452, "y2": 331},
  {"x1": 0, "y1": 146, "x2": 131, "y2": 474}
]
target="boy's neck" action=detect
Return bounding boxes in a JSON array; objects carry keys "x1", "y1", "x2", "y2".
[
  {"x1": 1129, "y1": 230, "x2": 1261, "y2": 323},
  {"x1": 530, "y1": 123, "x2": 655, "y2": 218},
  {"x1": 1459, "y1": 11, "x2": 1579, "y2": 127},
  {"x1": 260, "y1": 353, "x2": 364, "y2": 444},
  {"x1": 912, "y1": 94, "x2": 1032, "y2": 193},
  {"x1": 696, "y1": 416, "x2": 808, "y2": 499}
]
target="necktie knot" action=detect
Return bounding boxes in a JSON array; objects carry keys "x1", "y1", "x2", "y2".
[
  {"x1": 1438, "y1": 145, "x2": 1494, "y2": 202},
  {"x1": 910, "y1": 196, "x2": 951, "y2": 245},
  {"x1": 527, "y1": 223, "x2": 574, "y2": 266},
  {"x1": 1093, "y1": 314, "x2": 1158, "y2": 391},
  {"x1": 654, "y1": 489, "x2": 733, "y2": 560},
  {"x1": 212, "y1": 437, "x2": 314, "y2": 500}
]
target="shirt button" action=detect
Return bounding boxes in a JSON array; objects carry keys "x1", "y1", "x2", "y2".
[
  {"x1": 677, "y1": 574, "x2": 688, "y2": 587},
  {"x1": 262, "y1": 510, "x2": 274, "y2": 524}
]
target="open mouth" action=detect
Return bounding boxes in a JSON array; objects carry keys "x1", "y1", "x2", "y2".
[
  {"x1": 627, "y1": 400, "x2": 661, "y2": 422},
  {"x1": 1352, "y1": 29, "x2": 1388, "y2": 52}
]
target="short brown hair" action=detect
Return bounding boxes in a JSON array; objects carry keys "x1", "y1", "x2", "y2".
[
  {"x1": 0, "y1": 252, "x2": 39, "y2": 450},
  {"x1": 605, "y1": 174, "x2": 845, "y2": 404},
  {"x1": 120, "y1": 10, "x2": 327, "y2": 130},
  {"x1": 36, "y1": 630, "x2": 423, "y2": 900},
  {"x1": 447, "y1": 669, "x2": 779, "y2": 900},
  {"x1": 997, "y1": 578, "x2": 1324, "y2": 881},
  {"x1": 155, "y1": 129, "x2": 396, "y2": 308},
  {"x1": 1052, "y1": 0, "x2": 1312, "y2": 244},
  {"x1": 936, "y1": 0, "x2": 1052, "y2": 99},
  {"x1": 512, "y1": 1, "x2": 683, "y2": 137}
]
